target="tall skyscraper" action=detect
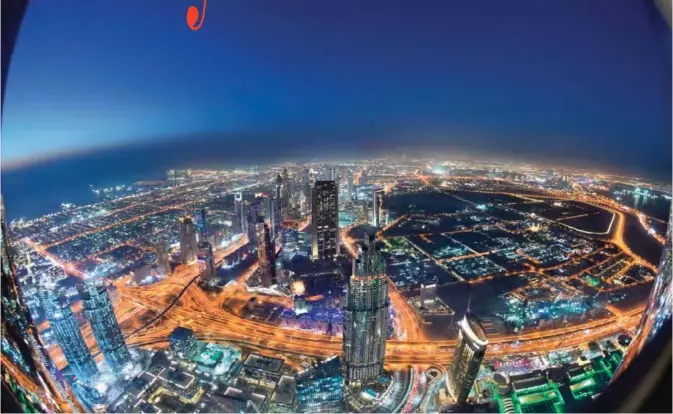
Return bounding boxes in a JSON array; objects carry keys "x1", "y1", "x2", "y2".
[
  {"x1": 280, "y1": 220, "x2": 299, "y2": 259},
  {"x1": 78, "y1": 279, "x2": 131, "y2": 370},
  {"x1": 247, "y1": 198, "x2": 262, "y2": 246},
  {"x1": 234, "y1": 192, "x2": 246, "y2": 234},
  {"x1": 262, "y1": 195, "x2": 279, "y2": 240},
  {"x1": 154, "y1": 240, "x2": 171, "y2": 276},
  {"x1": 346, "y1": 170, "x2": 354, "y2": 200},
  {"x1": 342, "y1": 239, "x2": 389, "y2": 386},
  {"x1": 447, "y1": 313, "x2": 488, "y2": 405},
  {"x1": 302, "y1": 169, "x2": 312, "y2": 214},
  {"x1": 194, "y1": 208, "x2": 208, "y2": 241},
  {"x1": 256, "y1": 219, "x2": 277, "y2": 287},
  {"x1": 197, "y1": 241, "x2": 216, "y2": 285},
  {"x1": 178, "y1": 216, "x2": 198, "y2": 264},
  {"x1": 282, "y1": 168, "x2": 291, "y2": 214},
  {"x1": 39, "y1": 283, "x2": 98, "y2": 383},
  {"x1": 296, "y1": 355, "x2": 344, "y2": 413},
  {"x1": 311, "y1": 181, "x2": 340, "y2": 260},
  {"x1": 1, "y1": 197, "x2": 79, "y2": 413},
  {"x1": 372, "y1": 187, "x2": 384, "y2": 227},
  {"x1": 358, "y1": 170, "x2": 368, "y2": 186}
]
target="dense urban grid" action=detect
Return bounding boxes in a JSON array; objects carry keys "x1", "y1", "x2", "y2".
[{"x1": 1, "y1": 157, "x2": 671, "y2": 413}]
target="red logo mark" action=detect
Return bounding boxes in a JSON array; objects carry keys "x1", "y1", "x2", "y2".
[{"x1": 186, "y1": 0, "x2": 207, "y2": 31}]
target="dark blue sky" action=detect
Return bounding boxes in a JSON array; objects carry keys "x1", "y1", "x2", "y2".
[{"x1": 2, "y1": 0, "x2": 671, "y2": 176}]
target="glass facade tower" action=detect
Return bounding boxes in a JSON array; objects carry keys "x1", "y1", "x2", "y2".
[
  {"x1": 342, "y1": 240, "x2": 389, "y2": 386},
  {"x1": 311, "y1": 181, "x2": 340, "y2": 260},
  {"x1": 447, "y1": 313, "x2": 488, "y2": 405},
  {"x1": 78, "y1": 280, "x2": 130, "y2": 370},
  {"x1": 39, "y1": 285, "x2": 98, "y2": 383}
]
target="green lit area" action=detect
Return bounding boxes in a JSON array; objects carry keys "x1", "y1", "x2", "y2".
[{"x1": 489, "y1": 350, "x2": 624, "y2": 413}]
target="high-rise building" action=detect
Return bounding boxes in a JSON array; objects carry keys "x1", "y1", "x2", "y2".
[
  {"x1": 346, "y1": 170, "x2": 354, "y2": 200},
  {"x1": 1, "y1": 197, "x2": 79, "y2": 413},
  {"x1": 194, "y1": 208, "x2": 208, "y2": 241},
  {"x1": 247, "y1": 198, "x2": 262, "y2": 246},
  {"x1": 280, "y1": 220, "x2": 299, "y2": 259},
  {"x1": 234, "y1": 192, "x2": 246, "y2": 234},
  {"x1": 179, "y1": 216, "x2": 198, "y2": 264},
  {"x1": 358, "y1": 170, "x2": 368, "y2": 186},
  {"x1": 342, "y1": 239, "x2": 389, "y2": 386},
  {"x1": 296, "y1": 355, "x2": 344, "y2": 413},
  {"x1": 39, "y1": 283, "x2": 98, "y2": 383},
  {"x1": 372, "y1": 187, "x2": 384, "y2": 227},
  {"x1": 311, "y1": 181, "x2": 340, "y2": 260},
  {"x1": 78, "y1": 279, "x2": 131, "y2": 370},
  {"x1": 282, "y1": 168, "x2": 292, "y2": 214},
  {"x1": 197, "y1": 241, "x2": 216, "y2": 284},
  {"x1": 256, "y1": 219, "x2": 277, "y2": 287},
  {"x1": 447, "y1": 313, "x2": 488, "y2": 405},
  {"x1": 168, "y1": 327, "x2": 198, "y2": 360},
  {"x1": 420, "y1": 283, "x2": 437, "y2": 307},
  {"x1": 262, "y1": 195, "x2": 280, "y2": 240},
  {"x1": 302, "y1": 169, "x2": 312, "y2": 214},
  {"x1": 154, "y1": 240, "x2": 171, "y2": 276}
]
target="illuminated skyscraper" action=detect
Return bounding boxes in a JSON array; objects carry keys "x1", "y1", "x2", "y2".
[
  {"x1": 302, "y1": 169, "x2": 312, "y2": 214},
  {"x1": 178, "y1": 216, "x2": 198, "y2": 264},
  {"x1": 168, "y1": 327, "x2": 198, "y2": 360},
  {"x1": 247, "y1": 198, "x2": 262, "y2": 246},
  {"x1": 296, "y1": 355, "x2": 344, "y2": 412},
  {"x1": 280, "y1": 220, "x2": 299, "y2": 259},
  {"x1": 234, "y1": 192, "x2": 246, "y2": 234},
  {"x1": 282, "y1": 168, "x2": 292, "y2": 214},
  {"x1": 78, "y1": 279, "x2": 131, "y2": 370},
  {"x1": 372, "y1": 187, "x2": 384, "y2": 227},
  {"x1": 194, "y1": 208, "x2": 208, "y2": 241},
  {"x1": 342, "y1": 239, "x2": 389, "y2": 386},
  {"x1": 1, "y1": 197, "x2": 79, "y2": 413},
  {"x1": 154, "y1": 240, "x2": 171, "y2": 276},
  {"x1": 262, "y1": 195, "x2": 280, "y2": 240},
  {"x1": 256, "y1": 219, "x2": 277, "y2": 287},
  {"x1": 39, "y1": 283, "x2": 98, "y2": 383},
  {"x1": 311, "y1": 181, "x2": 340, "y2": 260},
  {"x1": 197, "y1": 241, "x2": 216, "y2": 285},
  {"x1": 447, "y1": 313, "x2": 488, "y2": 405},
  {"x1": 346, "y1": 170, "x2": 354, "y2": 200}
]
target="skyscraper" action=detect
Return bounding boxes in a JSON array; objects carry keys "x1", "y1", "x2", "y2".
[
  {"x1": 154, "y1": 240, "x2": 171, "y2": 276},
  {"x1": 447, "y1": 313, "x2": 488, "y2": 405},
  {"x1": 197, "y1": 241, "x2": 216, "y2": 285},
  {"x1": 39, "y1": 283, "x2": 98, "y2": 383},
  {"x1": 282, "y1": 168, "x2": 291, "y2": 215},
  {"x1": 256, "y1": 219, "x2": 277, "y2": 287},
  {"x1": 1, "y1": 197, "x2": 79, "y2": 413},
  {"x1": 168, "y1": 327, "x2": 198, "y2": 360},
  {"x1": 296, "y1": 355, "x2": 344, "y2": 413},
  {"x1": 346, "y1": 170, "x2": 354, "y2": 200},
  {"x1": 311, "y1": 181, "x2": 340, "y2": 260},
  {"x1": 247, "y1": 198, "x2": 262, "y2": 246},
  {"x1": 178, "y1": 216, "x2": 198, "y2": 264},
  {"x1": 302, "y1": 169, "x2": 312, "y2": 215},
  {"x1": 78, "y1": 279, "x2": 131, "y2": 370},
  {"x1": 372, "y1": 187, "x2": 384, "y2": 227},
  {"x1": 234, "y1": 192, "x2": 246, "y2": 234},
  {"x1": 342, "y1": 239, "x2": 389, "y2": 386},
  {"x1": 194, "y1": 208, "x2": 208, "y2": 241},
  {"x1": 262, "y1": 195, "x2": 279, "y2": 241}
]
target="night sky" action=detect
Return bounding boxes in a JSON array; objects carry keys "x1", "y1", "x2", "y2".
[{"x1": 2, "y1": 0, "x2": 671, "y2": 177}]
